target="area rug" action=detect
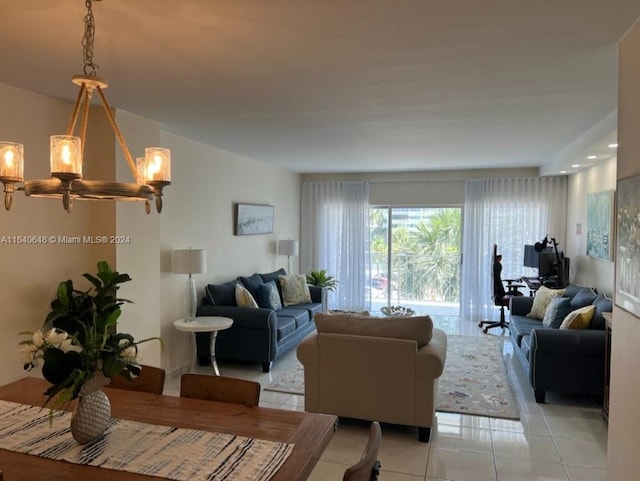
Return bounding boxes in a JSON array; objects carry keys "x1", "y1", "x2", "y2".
[{"x1": 265, "y1": 334, "x2": 520, "y2": 420}]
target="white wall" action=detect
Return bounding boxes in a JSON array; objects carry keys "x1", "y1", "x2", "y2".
[
  {"x1": 565, "y1": 157, "x2": 616, "y2": 293},
  {"x1": 607, "y1": 17, "x2": 640, "y2": 481}
]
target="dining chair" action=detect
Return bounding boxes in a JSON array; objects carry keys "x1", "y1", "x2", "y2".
[
  {"x1": 108, "y1": 364, "x2": 166, "y2": 395},
  {"x1": 343, "y1": 421, "x2": 381, "y2": 481},
  {"x1": 180, "y1": 373, "x2": 260, "y2": 407}
]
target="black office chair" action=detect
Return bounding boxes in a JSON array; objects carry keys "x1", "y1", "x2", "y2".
[{"x1": 479, "y1": 244, "x2": 524, "y2": 333}]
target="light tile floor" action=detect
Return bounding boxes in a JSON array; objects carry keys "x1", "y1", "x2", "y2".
[{"x1": 164, "y1": 315, "x2": 608, "y2": 481}]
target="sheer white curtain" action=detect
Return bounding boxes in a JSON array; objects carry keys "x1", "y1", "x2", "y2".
[
  {"x1": 461, "y1": 176, "x2": 568, "y2": 323},
  {"x1": 301, "y1": 182, "x2": 370, "y2": 311}
]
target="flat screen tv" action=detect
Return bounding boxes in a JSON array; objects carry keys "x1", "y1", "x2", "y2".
[
  {"x1": 523, "y1": 244, "x2": 553, "y2": 269},
  {"x1": 538, "y1": 252, "x2": 559, "y2": 278},
  {"x1": 538, "y1": 252, "x2": 570, "y2": 287}
]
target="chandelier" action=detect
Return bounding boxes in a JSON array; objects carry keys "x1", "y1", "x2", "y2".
[{"x1": 0, "y1": 0, "x2": 170, "y2": 214}]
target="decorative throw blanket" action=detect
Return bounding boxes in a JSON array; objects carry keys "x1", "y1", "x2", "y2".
[{"x1": 0, "y1": 400, "x2": 293, "y2": 481}]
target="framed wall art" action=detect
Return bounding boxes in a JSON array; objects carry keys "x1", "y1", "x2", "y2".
[
  {"x1": 615, "y1": 174, "x2": 640, "y2": 315},
  {"x1": 235, "y1": 203, "x2": 274, "y2": 235},
  {"x1": 586, "y1": 190, "x2": 614, "y2": 261}
]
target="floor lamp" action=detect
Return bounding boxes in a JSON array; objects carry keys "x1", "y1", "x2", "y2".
[
  {"x1": 173, "y1": 248, "x2": 206, "y2": 321},
  {"x1": 278, "y1": 239, "x2": 299, "y2": 274}
]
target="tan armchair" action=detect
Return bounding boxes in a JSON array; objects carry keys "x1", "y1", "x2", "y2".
[{"x1": 297, "y1": 313, "x2": 447, "y2": 442}]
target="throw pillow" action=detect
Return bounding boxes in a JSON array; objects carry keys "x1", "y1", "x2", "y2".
[
  {"x1": 279, "y1": 274, "x2": 312, "y2": 306},
  {"x1": 591, "y1": 293, "x2": 613, "y2": 330},
  {"x1": 542, "y1": 297, "x2": 572, "y2": 328},
  {"x1": 205, "y1": 280, "x2": 239, "y2": 306},
  {"x1": 238, "y1": 273, "x2": 264, "y2": 300},
  {"x1": 235, "y1": 283, "x2": 258, "y2": 308},
  {"x1": 256, "y1": 280, "x2": 283, "y2": 310},
  {"x1": 258, "y1": 268, "x2": 287, "y2": 304},
  {"x1": 527, "y1": 285, "x2": 566, "y2": 320},
  {"x1": 569, "y1": 287, "x2": 598, "y2": 310},
  {"x1": 259, "y1": 268, "x2": 287, "y2": 285},
  {"x1": 560, "y1": 305, "x2": 596, "y2": 330}
]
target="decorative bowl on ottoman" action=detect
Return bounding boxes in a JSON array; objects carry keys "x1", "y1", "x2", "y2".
[{"x1": 381, "y1": 305, "x2": 415, "y2": 317}]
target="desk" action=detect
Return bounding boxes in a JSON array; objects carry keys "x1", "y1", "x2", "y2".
[
  {"x1": 521, "y1": 276, "x2": 542, "y2": 295},
  {"x1": 503, "y1": 278, "x2": 526, "y2": 296},
  {"x1": 0, "y1": 377, "x2": 336, "y2": 481},
  {"x1": 173, "y1": 316, "x2": 233, "y2": 374}
]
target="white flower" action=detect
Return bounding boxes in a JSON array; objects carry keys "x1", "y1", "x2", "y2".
[
  {"x1": 59, "y1": 338, "x2": 83, "y2": 354},
  {"x1": 45, "y1": 328, "x2": 68, "y2": 347},
  {"x1": 119, "y1": 339, "x2": 137, "y2": 362},
  {"x1": 20, "y1": 344, "x2": 39, "y2": 366},
  {"x1": 31, "y1": 330, "x2": 44, "y2": 348},
  {"x1": 42, "y1": 328, "x2": 82, "y2": 353}
]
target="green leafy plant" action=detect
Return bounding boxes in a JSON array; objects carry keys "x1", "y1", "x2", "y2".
[
  {"x1": 19, "y1": 261, "x2": 160, "y2": 409},
  {"x1": 306, "y1": 269, "x2": 339, "y2": 292}
]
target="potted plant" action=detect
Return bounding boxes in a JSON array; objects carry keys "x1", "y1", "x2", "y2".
[
  {"x1": 306, "y1": 269, "x2": 338, "y2": 313},
  {"x1": 306, "y1": 269, "x2": 339, "y2": 291},
  {"x1": 19, "y1": 261, "x2": 159, "y2": 443}
]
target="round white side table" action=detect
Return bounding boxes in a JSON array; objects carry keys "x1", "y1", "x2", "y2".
[{"x1": 173, "y1": 316, "x2": 233, "y2": 375}]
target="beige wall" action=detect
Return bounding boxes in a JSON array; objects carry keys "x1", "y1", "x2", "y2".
[
  {"x1": 607, "y1": 18, "x2": 640, "y2": 481},
  {"x1": 158, "y1": 132, "x2": 301, "y2": 377},
  {"x1": 0, "y1": 83, "x2": 116, "y2": 387},
  {"x1": 115, "y1": 110, "x2": 163, "y2": 367},
  {"x1": 565, "y1": 157, "x2": 616, "y2": 293}
]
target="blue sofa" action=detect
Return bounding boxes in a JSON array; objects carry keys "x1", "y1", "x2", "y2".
[
  {"x1": 509, "y1": 285, "x2": 612, "y2": 403},
  {"x1": 196, "y1": 269, "x2": 323, "y2": 372}
]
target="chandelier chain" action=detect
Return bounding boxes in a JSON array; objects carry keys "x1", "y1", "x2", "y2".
[{"x1": 82, "y1": 0, "x2": 99, "y2": 76}]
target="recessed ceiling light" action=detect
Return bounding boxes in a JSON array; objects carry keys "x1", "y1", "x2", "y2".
[
  {"x1": 560, "y1": 170, "x2": 567, "y2": 174},
  {"x1": 608, "y1": 143, "x2": 619, "y2": 148},
  {"x1": 587, "y1": 155, "x2": 597, "y2": 160},
  {"x1": 571, "y1": 164, "x2": 580, "y2": 168}
]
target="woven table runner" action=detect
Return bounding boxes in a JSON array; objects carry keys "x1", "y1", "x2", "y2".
[{"x1": 0, "y1": 400, "x2": 293, "y2": 481}]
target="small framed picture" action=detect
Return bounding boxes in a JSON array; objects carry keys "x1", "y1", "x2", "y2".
[{"x1": 235, "y1": 203, "x2": 274, "y2": 235}]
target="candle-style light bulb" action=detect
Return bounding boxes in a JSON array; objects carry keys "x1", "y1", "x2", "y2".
[
  {"x1": 61, "y1": 144, "x2": 72, "y2": 164},
  {"x1": 3, "y1": 149, "x2": 14, "y2": 168},
  {"x1": 144, "y1": 147, "x2": 171, "y2": 183},
  {"x1": 0, "y1": 142, "x2": 24, "y2": 182},
  {"x1": 50, "y1": 135, "x2": 82, "y2": 178}
]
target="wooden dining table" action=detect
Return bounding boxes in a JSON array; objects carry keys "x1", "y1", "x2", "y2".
[{"x1": 0, "y1": 377, "x2": 337, "y2": 481}]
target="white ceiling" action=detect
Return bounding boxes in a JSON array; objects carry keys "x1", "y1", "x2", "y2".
[{"x1": 1, "y1": 1, "x2": 638, "y2": 174}]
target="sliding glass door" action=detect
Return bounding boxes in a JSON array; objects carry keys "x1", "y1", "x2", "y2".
[{"x1": 368, "y1": 207, "x2": 462, "y2": 316}]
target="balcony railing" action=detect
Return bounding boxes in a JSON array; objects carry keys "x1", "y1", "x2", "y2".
[{"x1": 369, "y1": 252, "x2": 460, "y2": 315}]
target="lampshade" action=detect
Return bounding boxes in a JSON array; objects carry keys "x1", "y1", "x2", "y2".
[
  {"x1": 172, "y1": 249, "x2": 206, "y2": 274},
  {"x1": 278, "y1": 239, "x2": 299, "y2": 257}
]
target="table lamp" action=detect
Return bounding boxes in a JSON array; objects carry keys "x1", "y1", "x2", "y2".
[
  {"x1": 173, "y1": 248, "x2": 206, "y2": 320},
  {"x1": 278, "y1": 239, "x2": 299, "y2": 273}
]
